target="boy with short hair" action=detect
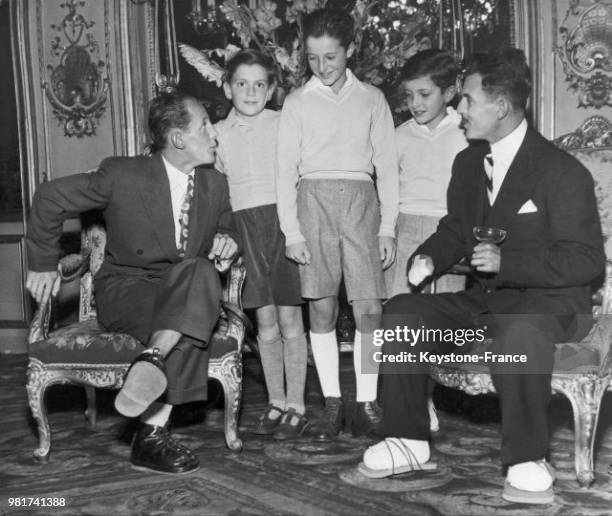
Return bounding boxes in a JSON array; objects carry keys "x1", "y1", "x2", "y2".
[
  {"x1": 385, "y1": 49, "x2": 468, "y2": 297},
  {"x1": 276, "y1": 8, "x2": 399, "y2": 441}
]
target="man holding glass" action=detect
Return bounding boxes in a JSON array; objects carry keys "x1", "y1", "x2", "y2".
[{"x1": 360, "y1": 48, "x2": 605, "y2": 505}]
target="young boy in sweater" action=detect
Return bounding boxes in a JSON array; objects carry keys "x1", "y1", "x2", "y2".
[{"x1": 276, "y1": 8, "x2": 399, "y2": 441}]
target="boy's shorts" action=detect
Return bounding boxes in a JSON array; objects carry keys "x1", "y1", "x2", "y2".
[
  {"x1": 384, "y1": 212, "x2": 465, "y2": 298},
  {"x1": 297, "y1": 178, "x2": 387, "y2": 302}
]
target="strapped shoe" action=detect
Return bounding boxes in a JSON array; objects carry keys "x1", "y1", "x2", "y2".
[
  {"x1": 115, "y1": 348, "x2": 167, "y2": 418},
  {"x1": 130, "y1": 423, "x2": 199, "y2": 474},
  {"x1": 351, "y1": 401, "x2": 382, "y2": 438},
  {"x1": 358, "y1": 438, "x2": 437, "y2": 478},
  {"x1": 253, "y1": 404, "x2": 285, "y2": 435},
  {"x1": 502, "y1": 460, "x2": 555, "y2": 505},
  {"x1": 309, "y1": 397, "x2": 345, "y2": 442},
  {"x1": 272, "y1": 408, "x2": 309, "y2": 440}
]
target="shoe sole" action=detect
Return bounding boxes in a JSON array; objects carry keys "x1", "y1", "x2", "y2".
[
  {"x1": 357, "y1": 461, "x2": 437, "y2": 478},
  {"x1": 131, "y1": 463, "x2": 200, "y2": 475},
  {"x1": 115, "y1": 362, "x2": 167, "y2": 417},
  {"x1": 502, "y1": 482, "x2": 554, "y2": 505}
]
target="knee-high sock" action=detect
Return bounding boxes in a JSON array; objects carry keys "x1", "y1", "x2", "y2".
[
  {"x1": 141, "y1": 402, "x2": 172, "y2": 427},
  {"x1": 309, "y1": 330, "x2": 341, "y2": 398},
  {"x1": 283, "y1": 333, "x2": 308, "y2": 414},
  {"x1": 353, "y1": 330, "x2": 379, "y2": 402},
  {"x1": 258, "y1": 333, "x2": 286, "y2": 409}
]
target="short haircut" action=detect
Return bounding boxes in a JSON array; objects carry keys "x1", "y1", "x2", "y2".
[
  {"x1": 225, "y1": 49, "x2": 277, "y2": 85},
  {"x1": 303, "y1": 8, "x2": 354, "y2": 48},
  {"x1": 463, "y1": 47, "x2": 532, "y2": 110},
  {"x1": 148, "y1": 91, "x2": 195, "y2": 152},
  {"x1": 400, "y1": 49, "x2": 458, "y2": 90}
]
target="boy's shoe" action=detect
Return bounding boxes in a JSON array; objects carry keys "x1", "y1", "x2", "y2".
[
  {"x1": 253, "y1": 404, "x2": 285, "y2": 435},
  {"x1": 309, "y1": 397, "x2": 344, "y2": 442},
  {"x1": 272, "y1": 408, "x2": 309, "y2": 440},
  {"x1": 351, "y1": 401, "x2": 382, "y2": 438}
]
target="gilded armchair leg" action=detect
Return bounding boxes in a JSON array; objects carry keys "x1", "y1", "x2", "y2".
[
  {"x1": 84, "y1": 386, "x2": 97, "y2": 425},
  {"x1": 26, "y1": 360, "x2": 52, "y2": 462},
  {"x1": 210, "y1": 352, "x2": 243, "y2": 452},
  {"x1": 555, "y1": 375, "x2": 607, "y2": 487}
]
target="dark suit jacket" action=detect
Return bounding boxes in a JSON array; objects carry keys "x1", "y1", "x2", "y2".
[
  {"x1": 414, "y1": 126, "x2": 606, "y2": 315},
  {"x1": 27, "y1": 153, "x2": 240, "y2": 280}
]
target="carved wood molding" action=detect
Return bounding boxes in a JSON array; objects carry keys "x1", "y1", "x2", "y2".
[{"x1": 554, "y1": 114, "x2": 612, "y2": 150}]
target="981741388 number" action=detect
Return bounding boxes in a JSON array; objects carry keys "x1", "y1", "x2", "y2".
[{"x1": 8, "y1": 497, "x2": 66, "y2": 507}]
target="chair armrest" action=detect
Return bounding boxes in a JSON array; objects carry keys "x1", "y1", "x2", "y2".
[
  {"x1": 58, "y1": 250, "x2": 91, "y2": 282},
  {"x1": 28, "y1": 297, "x2": 52, "y2": 344},
  {"x1": 599, "y1": 259, "x2": 612, "y2": 316}
]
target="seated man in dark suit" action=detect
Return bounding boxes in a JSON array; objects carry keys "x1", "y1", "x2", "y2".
[
  {"x1": 25, "y1": 91, "x2": 240, "y2": 474},
  {"x1": 359, "y1": 49, "x2": 605, "y2": 504}
]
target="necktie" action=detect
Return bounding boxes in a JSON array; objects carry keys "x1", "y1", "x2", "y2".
[
  {"x1": 177, "y1": 174, "x2": 195, "y2": 258},
  {"x1": 484, "y1": 153, "x2": 493, "y2": 194}
]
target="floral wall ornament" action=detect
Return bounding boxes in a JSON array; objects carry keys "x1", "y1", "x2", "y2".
[
  {"x1": 555, "y1": 1, "x2": 612, "y2": 109},
  {"x1": 44, "y1": 0, "x2": 109, "y2": 137}
]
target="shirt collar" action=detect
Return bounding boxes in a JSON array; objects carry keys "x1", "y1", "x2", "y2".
[
  {"x1": 412, "y1": 107, "x2": 461, "y2": 134},
  {"x1": 225, "y1": 107, "x2": 276, "y2": 128},
  {"x1": 162, "y1": 155, "x2": 193, "y2": 187},
  {"x1": 490, "y1": 118, "x2": 528, "y2": 167},
  {"x1": 303, "y1": 68, "x2": 358, "y2": 95}
]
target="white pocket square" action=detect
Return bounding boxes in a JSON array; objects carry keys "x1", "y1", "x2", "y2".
[{"x1": 518, "y1": 200, "x2": 538, "y2": 214}]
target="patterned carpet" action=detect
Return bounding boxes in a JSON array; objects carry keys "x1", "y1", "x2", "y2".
[{"x1": 2, "y1": 353, "x2": 612, "y2": 516}]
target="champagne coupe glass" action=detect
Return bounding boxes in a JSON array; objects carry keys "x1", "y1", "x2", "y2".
[{"x1": 473, "y1": 226, "x2": 507, "y2": 244}]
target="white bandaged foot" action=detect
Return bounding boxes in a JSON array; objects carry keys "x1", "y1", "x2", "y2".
[
  {"x1": 358, "y1": 438, "x2": 434, "y2": 478},
  {"x1": 507, "y1": 460, "x2": 554, "y2": 492},
  {"x1": 408, "y1": 255, "x2": 434, "y2": 286}
]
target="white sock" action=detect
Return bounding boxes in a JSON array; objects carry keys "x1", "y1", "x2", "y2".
[
  {"x1": 353, "y1": 330, "x2": 379, "y2": 402},
  {"x1": 507, "y1": 460, "x2": 553, "y2": 491},
  {"x1": 141, "y1": 402, "x2": 172, "y2": 427},
  {"x1": 363, "y1": 438, "x2": 430, "y2": 469},
  {"x1": 309, "y1": 330, "x2": 341, "y2": 398}
]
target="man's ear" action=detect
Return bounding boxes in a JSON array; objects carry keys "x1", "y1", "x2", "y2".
[
  {"x1": 346, "y1": 42, "x2": 356, "y2": 59},
  {"x1": 222, "y1": 81, "x2": 233, "y2": 101},
  {"x1": 496, "y1": 95, "x2": 511, "y2": 120},
  {"x1": 170, "y1": 130, "x2": 184, "y2": 150}
]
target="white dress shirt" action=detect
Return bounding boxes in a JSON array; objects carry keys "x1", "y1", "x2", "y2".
[
  {"x1": 488, "y1": 118, "x2": 528, "y2": 204},
  {"x1": 162, "y1": 155, "x2": 194, "y2": 248}
]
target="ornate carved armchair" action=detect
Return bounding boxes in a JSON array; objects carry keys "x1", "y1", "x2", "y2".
[
  {"x1": 429, "y1": 130, "x2": 612, "y2": 488},
  {"x1": 26, "y1": 224, "x2": 248, "y2": 462}
]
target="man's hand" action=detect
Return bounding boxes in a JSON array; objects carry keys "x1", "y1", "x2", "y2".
[
  {"x1": 286, "y1": 242, "x2": 311, "y2": 265},
  {"x1": 26, "y1": 270, "x2": 60, "y2": 305},
  {"x1": 208, "y1": 233, "x2": 239, "y2": 272},
  {"x1": 471, "y1": 243, "x2": 501, "y2": 273},
  {"x1": 379, "y1": 236, "x2": 396, "y2": 270},
  {"x1": 408, "y1": 254, "x2": 434, "y2": 287}
]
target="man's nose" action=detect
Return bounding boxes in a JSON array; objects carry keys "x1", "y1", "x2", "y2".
[
  {"x1": 457, "y1": 97, "x2": 467, "y2": 115},
  {"x1": 208, "y1": 124, "x2": 218, "y2": 139}
]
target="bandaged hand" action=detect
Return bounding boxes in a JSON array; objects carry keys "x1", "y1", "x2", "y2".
[{"x1": 408, "y1": 254, "x2": 434, "y2": 287}]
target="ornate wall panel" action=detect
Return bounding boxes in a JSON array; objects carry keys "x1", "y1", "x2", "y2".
[{"x1": 12, "y1": 0, "x2": 155, "y2": 198}]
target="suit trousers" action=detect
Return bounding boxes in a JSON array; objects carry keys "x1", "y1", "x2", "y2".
[
  {"x1": 95, "y1": 257, "x2": 223, "y2": 405},
  {"x1": 378, "y1": 288, "x2": 589, "y2": 466}
]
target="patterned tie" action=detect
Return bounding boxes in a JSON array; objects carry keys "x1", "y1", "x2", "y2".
[
  {"x1": 177, "y1": 173, "x2": 195, "y2": 258},
  {"x1": 483, "y1": 153, "x2": 494, "y2": 197}
]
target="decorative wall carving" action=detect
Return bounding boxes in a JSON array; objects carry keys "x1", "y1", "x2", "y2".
[
  {"x1": 556, "y1": 1, "x2": 612, "y2": 109},
  {"x1": 43, "y1": 0, "x2": 109, "y2": 137},
  {"x1": 554, "y1": 115, "x2": 612, "y2": 149}
]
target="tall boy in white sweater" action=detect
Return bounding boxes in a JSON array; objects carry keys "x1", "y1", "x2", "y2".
[{"x1": 276, "y1": 8, "x2": 399, "y2": 440}]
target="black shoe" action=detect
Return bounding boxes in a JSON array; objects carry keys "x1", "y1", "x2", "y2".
[
  {"x1": 130, "y1": 423, "x2": 199, "y2": 474},
  {"x1": 309, "y1": 397, "x2": 344, "y2": 442},
  {"x1": 272, "y1": 408, "x2": 309, "y2": 440},
  {"x1": 253, "y1": 404, "x2": 285, "y2": 435},
  {"x1": 351, "y1": 401, "x2": 382, "y2": 438}
]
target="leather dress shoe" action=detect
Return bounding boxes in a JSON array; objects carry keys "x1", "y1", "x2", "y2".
[
  {"x1": 309, "y1": 397, "x2": 344, "y2": 442},
  {"x1": 130, "y1": 423, "x2": 199, "y2": 474},
  {"x1": 253, "y1": 404, "x2": 284, "y2": 435},
  {"x1": 351, "y1": 401, "x2": 382, "y2": 438}
]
